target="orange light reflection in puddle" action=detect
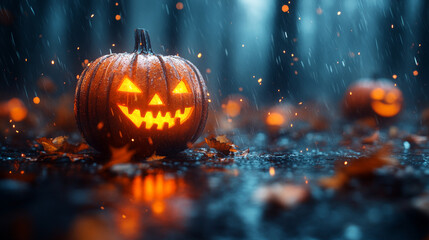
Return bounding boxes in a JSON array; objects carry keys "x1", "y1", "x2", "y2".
[
  {"x1": 132, "y1": 172, "x2": 187, "y2": 215},
  {"x1": 111, "y1": 171, "x2": 191, "y2": 240}
]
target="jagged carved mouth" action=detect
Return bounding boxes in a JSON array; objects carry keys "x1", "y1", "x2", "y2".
[{"x1": 117, "y1": 104, "x2": 194, "y2": 130}]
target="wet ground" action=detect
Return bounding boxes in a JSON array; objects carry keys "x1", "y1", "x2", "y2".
[{"x1": 0, "y1": 128, "x2": 428, "y2": 240}]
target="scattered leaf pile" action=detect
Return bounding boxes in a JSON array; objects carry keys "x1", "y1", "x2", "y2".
[
  {"x1": 35, "y1": 136, "x2": 90, "y2": 161},
  {"x1": 36, "y1": 136, "x2": 89, "y2": 154},
  {"x1": 319, "y1": 145, "x2": 399, "y2": 189}
]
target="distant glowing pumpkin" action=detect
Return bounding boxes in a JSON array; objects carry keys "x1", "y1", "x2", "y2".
[
  {"x1": 75, "y1": 28, "x2": 208, "y2": 156},
  {"x1": 343, "y1": 79, "x2": 403, "y2": 119}
]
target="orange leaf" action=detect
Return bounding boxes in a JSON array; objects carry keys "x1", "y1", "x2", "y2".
[
  {"x1": 319, "y1": 145, "x2": 398, "y2": 189},
  {"x1": 205, "y1": 135, "x2": 238, "y2": 155},
  {"x1": 102, "y1": 145, "x2": 136, "y2": 170}
]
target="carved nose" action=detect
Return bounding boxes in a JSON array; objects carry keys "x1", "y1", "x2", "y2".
[{"x1": 149, "y1": 93, "x2": 164, "y2": 105}]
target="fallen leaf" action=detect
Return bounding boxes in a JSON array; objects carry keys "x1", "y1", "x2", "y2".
[
  {"x1": 146, "y1": 152, "x2": 166, "y2": 162},
  {"x1": 102, "y1": 145, "x2": 136, "y2": 170},
  {"x1": 254, "y1": 183, "x2": 309, "y2": 208},
  {"x1": 319, "y1": 144, "x2": 398, "y2": 189},
  {"x1": 205, "y1": 135, "x2": 238, "y2": 155},
  {"x1": 36, "y1": 136, "x2": 89, "y2": 154}
]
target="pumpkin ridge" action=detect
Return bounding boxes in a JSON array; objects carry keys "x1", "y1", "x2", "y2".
[
  {"x1": 182, "y1": 58, "x2": 209, "y2": 142},
  {"x1": 104, "y1": 54, "x2": 126, "y2": 149},
  {"x1": 89, "y1": 55, "x2": 122, "y2": 150},
  {"x1": 154, "y1": 55, "x2": 171, "y2": 105},
  {"x1": 84, "y1": 55, "x2": 115, "y2": 147},
  {"x1": 74, "y1": 65, "x2": 90, "y2": 137},
  {"x1": 78, "y1": 55, "x2": 112, "y2": 146},
  {"x1": 177, "y1": 59, "x2": 200, "y2": 142}
]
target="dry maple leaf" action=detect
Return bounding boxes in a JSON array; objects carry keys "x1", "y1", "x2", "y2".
[
  {"x1": 254, "y1": 183, "x2": 309, "y2": 209},
  {"x1": 102, "y1": 145, "x2": 136, "y2": 170},
  {"x1": 319, "y1": 144, "x2": 398, "y2": 189},
  {"x1": 36, "y1": 136, "x2": 89, "y2": 154},
  {"x1": 146, "y1": 152, "x2": 166, "y2": 162},
  {"x1": 205, "y1": 135, "x2": 238, "y2": 155}
]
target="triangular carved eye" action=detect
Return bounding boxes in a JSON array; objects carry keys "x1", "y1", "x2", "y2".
[
  {"x1": 172, "y1": 80, "x2": 190, "y2": 94},
  {"x1": 149, "y1": 93, "x2": 164, "y2": 105},
  {"x1": 118, "y1": 77, "x2": 142, "y2": 93}
]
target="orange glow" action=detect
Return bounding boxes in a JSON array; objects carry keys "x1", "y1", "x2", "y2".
[
  {"x1": 115, "y1": 14, "x2": 121, "y2": 21},
  {"x1": 172, "y1": 80, "x2": 190, "y2": 94},
  {"x1": 413, "y1": 70, "x2": 419, "y2": 76},
  {"x1": 392, "y1": 74, "x2": 397, "y2": 79},
  {"x1": 385, "y1": 90, "x2": 399, "y2": 103},
  {"x1": 8, "y1": 98, "x2": 27, "y2": 122},
  {"x1": 197, "y1": 53, "x2": 202, "y2": 58},
  {"x1": 149, "y1": 94, "x2": 164, "y2": 105},
  {"x1": 117, "y1": 105, "x2": 194, "y2": 129},
  {"x1": 131, "y1": 172, "x2": 185, "y2": 216},
  {"x1": 176, "y1": 2, "x2": 184, "y2": 10},
  {"x1": 118, "y1": 77, "x2": 142, "y2": 93},
  {"x1": 370, "y1": 88, "x2": 402, "y2": 117},
  {"x1": 33, "y1": 97, "x2": 40, "y2": 104},
  {"x1": 143, "y1": 175, "x2": 155, "y2": 202},
  {"x1": 370, "y1": 88, "x2": 385, "y2": 100},
  {"x1": 151, "y1": 201, "x2": 166, "y2": 214},
  {"x1": 223, "y1": 100, "x2": 241, "y2": 117},
  {"x1": 282, "y1": 5, "x2": 289, "y2": 12},
  {"x1": 269, "y1": 167, "x2": 275, "y2": 176},
  {"x1": 266, "y1": 112, "x2": 285, "y2": 126},
  {"x1": 371, "y1": 102, "x2": 401, "y2": 117}
]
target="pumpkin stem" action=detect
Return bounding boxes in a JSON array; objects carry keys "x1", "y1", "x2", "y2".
[{"x1": 134, "y1": 28, "x2": 153, "y2": 54}]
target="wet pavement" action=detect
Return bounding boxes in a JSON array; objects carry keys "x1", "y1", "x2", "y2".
[{"x1": 0, "y1": 128, "x2": 428, "y2": 240}]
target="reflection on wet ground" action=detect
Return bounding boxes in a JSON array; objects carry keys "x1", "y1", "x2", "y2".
[{"x1": 0, "y1": 130, "x2": 428, "y2": 240}]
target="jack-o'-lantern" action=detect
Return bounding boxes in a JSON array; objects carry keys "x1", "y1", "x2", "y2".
[
  {"x1": 343, "y1": 79, "x2": 403, "y2": 120},
  {"x1": 75, "y1": 28, "x2": 208, "y2": 156}
]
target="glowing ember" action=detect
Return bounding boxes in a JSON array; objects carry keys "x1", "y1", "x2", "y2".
[
  {"x1": 33, "y1": 97, "x2": 40, "y2": 104},
  {"x1": 282, "y1": 5, "x2": 289, "y2": 12},
  {"x1": 269, "y1": 167, "x2": 275, "y2": 176},
  {"x1": 7, "y1": 98, "x2": 27, "y2": 122},
  {"x1": 176, "y1": 2, "x2": 184, "y2": 10}
]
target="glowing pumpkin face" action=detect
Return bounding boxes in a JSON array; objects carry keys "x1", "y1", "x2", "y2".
[
  {"x1": 75, "y1": 29, "x2": 208, "y2": 156},
  {"x1": 370, "y1": 87, "x2": 402, "y2": 117},
  {"x1": 343, "y1": 79, "x2": 403, "y2": 120},
  {"x1": 116, "y1": 76, "x2": 194, "y2": 130}
]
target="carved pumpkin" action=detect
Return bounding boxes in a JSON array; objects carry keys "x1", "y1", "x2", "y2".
[
  {"x1": 75, "y1": 29, "x2": 208, "y2": 156},
  {"x1": 343, "y1": 79, "x2": 403, "y2": 120}
]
